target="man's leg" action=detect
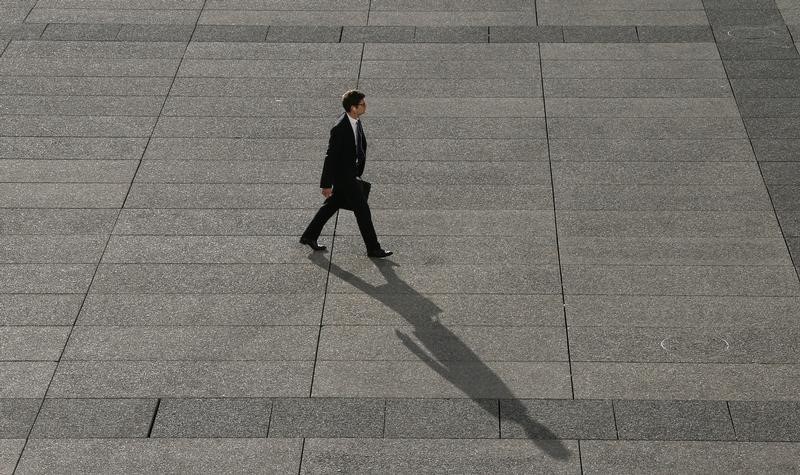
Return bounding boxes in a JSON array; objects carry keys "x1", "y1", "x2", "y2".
[
  {"x1": 302, "y1": 200, "x2": 338, "y2": 241},
  {"x1": 352, "y1": 198, "x2": 381, "y2": 251}
]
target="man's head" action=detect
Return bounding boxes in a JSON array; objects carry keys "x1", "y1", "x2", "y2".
[{"x1": 342, "y1": 90, "x2": 366, "y2": 118}]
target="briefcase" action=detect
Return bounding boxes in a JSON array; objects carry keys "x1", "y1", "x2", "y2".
[{"x1": 327, "y1": 180, "x2": 371, "y2": 211}]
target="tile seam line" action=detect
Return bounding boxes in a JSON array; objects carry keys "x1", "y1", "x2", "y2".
[{"x1": 8, "y1": 5, "x2": 210, "y2": 473}]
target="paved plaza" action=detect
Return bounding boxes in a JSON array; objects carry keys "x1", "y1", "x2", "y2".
[{"x1": 2, "y1": 0, "x2": 800, "y2": 473}]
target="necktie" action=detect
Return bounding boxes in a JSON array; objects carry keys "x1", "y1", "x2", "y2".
[{"x1": 356, "y1": 120, "x2": 366, "y2": 166}]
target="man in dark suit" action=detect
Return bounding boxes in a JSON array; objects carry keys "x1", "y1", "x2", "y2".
[{"x1": 300, "y1": 90, "x2": 393, "y2": 258}]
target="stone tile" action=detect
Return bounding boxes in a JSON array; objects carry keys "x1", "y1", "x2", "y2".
[
  {"x1": 151, "y1": 116, "x2": 330, "y2": 138},
  {"x1": 361, "y1": 78, "x2": 541, "y2": 97},
  {"x1": 177, "y1": 59, "x2": 357, "y2": 78},
  {"x1": 760, "y1": 162, "x2": 800, "y2": 184},
  {"x1": 0, "y1": 363, "x2": 55, "y2": 398},
  {"x1": 745, "y1": 117, "x2": 800, "y2": 138},
  {"x1": 151, "y1": 398, "x2": 272, "y2": 438},
  {"x1": 112, "y1": 208, "x2": 316, "y2": 236},
  {"x1": 752, "y1": 139, "x2": 800, "y2": 161},
  {"x1": 385, "y1": 398, "x2": 498, "y2": 439},
  {"x1": 40, "y1": 23, "x2": 121, "y2": 40},
  {"x1": 78, "y1": 293, "x2": 322, "y2": 326},
  {"x1": 562, "y1": 264, "x2": 800, "y2": 296},
  {"x1": 31, "y1": 399, "x2": 156, "y2": 439},
  {"x1": 733, "y1": 78, "x2": 800, "y2": 97},
  {"x1": 143, "y1": 137, "x2": 327, "y2": 160},
  {"x1": 563, "y1": 26, "x2": 637, "y2": 43},
  {"x1": 0, "y1": 399, "x2": 39, "y2": 438},
  {"x1": 0, "y1": 295, "x2": 81, "y2": 326},
  {"x1": 0, "y1": 439, "x2": 24, "y2": 475},
  {"x1": 48, "y1": 361, "x2": 313, "y2": 398},
  {"x1": 184, "y1": 41, "x2": 361, "y2": 60},
  {"x1": 0, "y1": 209, "x2": 116, "y2": 235},
  {"x1": 558, "y1": 211, "x2": 778, "y2": 237},
  {"x1": 0, "y1": 264, "x2": 95, "y2": 293},
  {"x1": 573, "y1": 362, "x2": 800, "y2": 400},
  {"x1": 0, "y1": 76, "x2": 173, "y2": 95},
  {"x1": 540, "y1": 43, "x2": 719, "y2": 60},
  {"x1": 738, "y1": 97, "x2": 800, "y2": 118},
  {"x1": 0, "y1": 235, "x2": 107, "y2": 263},
  {"x1": 364, "y1": 43, "x2": 538, "y2": 61},
  {"x1": 725, "y1": 60, "x2": 800, "y2": 78},
  {"x1": 636, "y1": 25, "x2": 714, "y2": 42},
  {"x1": 90, "y1": 263, "x2": 326, "y2": 293},
  {"x1": 770, "y1": 185, "x2": 800, "y2": 209},
  {"x1": 542, "y1": 60, "x2": 726, "y2": 79},
  {"x1": 64, "y1": 326, "x2": 318, "y2": 361},
  {"x1": 266, "y1": 26, "x2": 341, "y2": 43},
  {"x1": 312, "y1": 361, "x2": 572, "y2": 398},
  {"x1": 0, "y1": 57, "x2": 181, "y2": 76},
  {"x1": 16, "y1": 438, "x2": 302, "y2": 474},
  {"x1": 360, "y1": 60, "x2": 539, "y2": 79},
  {"x1": 705, "y1": 8, "x2": 786, "y2": 26},
  {"x1": 729, "y1": 401, "x2": 800, "y2": 441},
  {"x1": 582, "y1": 440, "x2": 800, "y2": 473},
  {"x1": 374, "y1": 117, "x2": 547, "y2": 139},
  {"x1": 0, "y1": 116, "x2": 155, "y2": 138},
  {"x1": 200, "y1": 10, "x2": 365, "y2": 26},
  {"x1": 270, "y1": 398, "x2": 383, "y2": 438},
  {"x1": 0, "y1": 327, "x2": 70, "y2": 361},
  {"x1": 366, "y1": 98, "x2": 545, "y2": 118},
  {"x1": 0, "y1": 23, "x2": 46, "y2": 40},
  {"x1": 0, "y1": 95, "x2": 164, "y2": 116},
  {"x1": 550, "y1": 139, "x2": 754, "y2": 162},
  {"x1": 549, "y1": 117, "x2": 746, "y2": 139},
  {"x1": 318, "y1": 325, "x2": 566, "y2": 362},
  {"x1": 0, "y1": 183, "x2": 128, "y2": 208},
  {"x1": 501, "y1": 399, "x2": 615, "y2": 440},
  {"x1": 553, "y1": 161, "x2": 758, "y2": 185},
  {"x1": 341, "y1": 26, "x2": 414, "y2": 43},
  {"x1": 4, "y1": 40, "x2": 187, "y2": 59},
  {"x1": 0, "y1": 160, "x2": 137, "y2": 184},
  {"x1": 301, "y1": 439, "x2": 579, "y2": 473},
  {"x1": 116, "y1": 24, "x2": 194, "y2": 42},
  {"x1": 489, "y1": 26, "x2": 563, "y2": 43},
  {"x1": 717, "y1": 41, "x2": 799, "y2": 59},
  {"x1": 414, "y1": 27, "x2": 488, "y2": 43},
  {"x1": 169, "y1": 76, "x2": 355, "y2": 96},
  {"x1": 323, "y1": 293, "x2": 564, "y2": 326},
  {"x1": 704, "y1": 0, "x2": 775, "y2": 8},
  {"x1": 0, "y1": 137, "x2": 148, "y2": 160},
  {"x1": 191, "y1": 25, "x2": 267, "y2": 42},
  {"x1": 369, "y1": 12, "x2": 537, "y2": 26},
  {"x1": 124, "y1": 183, "x2": 320, "y2": 208},
  {"x1": 27, "y1": 9, "x2": 200, "y2": 25},
  {"x1": 565, "y1": 295, "x2": 800, "y2": 327},
  {"x1": 778, "y1": 210, "x2": 800, "y2": 235},
  {"x1": 544, "y1": 78, "x2": 731, "y2": 97},
  {"x1": 160, "y1": 95, "x2": 339, "y2": 116},
  {"x1": 556, "y1": 184, "x2": 771, "y2": 211}
]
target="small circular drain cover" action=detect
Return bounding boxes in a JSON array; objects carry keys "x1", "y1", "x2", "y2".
[
  {"x1": 660, "y1": 335, "x2": 730, "y2": 357},
  {"x1": 726, "y1": 27, "x2": 777, "y2": 39}
]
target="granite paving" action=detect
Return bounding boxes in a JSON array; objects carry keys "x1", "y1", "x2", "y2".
[{"x1": 1, "y1": 0, "x2": 799, "y2": 473}]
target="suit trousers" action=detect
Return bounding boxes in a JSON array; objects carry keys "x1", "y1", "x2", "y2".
[{"x1": 302, "y1": 189, "x2": 380, "y2": 251}]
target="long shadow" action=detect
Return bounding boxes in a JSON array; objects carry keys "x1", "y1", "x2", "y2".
[{"x1": 309, "y1": 252, "x2": 570, "y2": 460}]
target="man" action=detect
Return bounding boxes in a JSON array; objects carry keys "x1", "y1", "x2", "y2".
[{"x1": 300, "y1": 90, "x2": 393, "y2": 258}]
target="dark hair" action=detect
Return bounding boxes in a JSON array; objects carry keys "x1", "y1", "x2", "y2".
[{"x1": 342, "y1": 90, "x2": 365, "y2": 112}]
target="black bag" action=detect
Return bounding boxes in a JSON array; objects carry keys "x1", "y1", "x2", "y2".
[{"x1": 326, "y1": 180, "x2": 371, "y2": 211}]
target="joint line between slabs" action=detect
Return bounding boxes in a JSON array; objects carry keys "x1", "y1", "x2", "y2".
[{"x1": 308, "y1": 211, "x2": 339, "y2": 398}]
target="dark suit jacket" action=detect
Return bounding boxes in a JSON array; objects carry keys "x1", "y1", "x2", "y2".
[{"x1": 320, "y1": 112, "x2": 367, "y2": 192}]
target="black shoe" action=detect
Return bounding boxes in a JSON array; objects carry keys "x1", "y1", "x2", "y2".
[
  {"x1": 300, "y1": 237, "x2": 326, "y2": 251},
  {"x1": 367, "y1": 248, "x2": 393, "y2": 258}
]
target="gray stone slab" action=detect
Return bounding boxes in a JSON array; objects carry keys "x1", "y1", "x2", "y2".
[
  {"x1": 745, "y1": 117, "x2": 800, "y2": 138},
  {"x1": 573, "y1": 362, "x2": 800, "y2": 400},
  {"x1": 0, "y1": 76, "x2": 173, "y2": 95},
  {"x1": 550, "y1": 139, "x2": 754, "y2": 162},
  {"x1": 31, "y1": 398, "x2": 156, "y2": 438},
  {"x1": 270, "y1": 397, "x2": 383, "y2": 437},
  {"x1": 199, "y1": 10, "x2": 365, "y2": 26},
  {"x1": 0, "y1": 116, "x2": 155, "y2": 138},
  {"x1": 556, "y1": 184, "x2": 772, "y2": 211},
  {"x1": 0, "y1": 295, "x2": 81, "y2": 326},
  {"x1": 500, "y1": 399, "x2": 615, "y2": 440},
  {"x1": 265, "y1": 26, "x2": 341, "y2": 43},
  {"x1": 0, "y1": 160, "x2": 137, "y2": 183},
  {"x1": 725, "y1": 60, "x2": 800, "y2": 78},
  {"x1": 565, "y1": 295, "x2": 800, "y2": 327},
  {"x1": 169, "y1": 76, "x2": 354, "y2": 96},
  {"x1": 370, "y1": 139, "x2": 548, "y2": 161},
  {"x1": 562, "y1": 264, "x2": 800, "y2": 296},
  {"x1": 540, "y1": 10, "x2": 708, "y2": 26},
  {"x1": 636, "y1": 25, "x2": 713, "y2": 42},
  {"x1": 0, "y1": 23, "x2": 46, "y2": 40},
  {"x1": 203, "y1": 0, "x2": 365, "y2": 9},
  {"x1": 738, "y1": 97, "x2": 800, "y2": 118},
  {"x1": 553, "y1": 162, "x2": 758, "y2": 185},
  {"x1": 362, "y1": 78, "x2": 542, "y2": 97},
  {"x1": 0, "y1": 96, "x2": 164, "y2": 116},
  {"x1": 369, "y1": 11, "x2": 538, "y2": 26},
  {"x1": 151, "y1": 398, "x2": 272, "y2": 438},
  {"x1": 324, "y1": 293, "x2": 564, "y2": 326},
  {"x1": 761, "y1": 162, "x2": 800, "y2": 184},
  {"x1": 367, "y1": 98, "x2": 545, "y2": 118},
  {"x1": 0, "y1": 235, "x2": 107, "y2": 263},
  {"x1": 0, "y1": 264, "x2": 95, "y2": 293},
  {"x1": 0, "y1": 327, "x2": 69, "y2": 361},
  {"x1": 177, "y1": 59, "x2": 357, "y2": 78},
  {"x1": 582, "y1": 440, "x2": 800, "y2": 473},
  {"x1": 160, "y1": 96, "x2": 339, "y2": 117},
  {"x1": 563, "y1": 26, "x2": 637, "y2": 43},
  {"x1": 385, "y1": 398, "x2": 498, "y2": 439},
  {"x1": 191, "y1": 25, "x2": 267, "y2": 42},
  {"x1": 341, "y1": 26, "x2": 414, "y2": 43},
  {"x1": 4, "y1": 40, "x2": 187, "y2": 59},
  {"x1": 729, "y1": 401, "x2": 800, "y2": 441},
  {"x1": 0, "y1": 137, "x2": 148, "y2": 160},
  {"x1": 184, "y1": 41, "x2": 362, "y2": 59},
  {"x1": 0, "y1": 57, "x2": 180, "y2": 77},
  {"x1": 318, "y1": 325, "x2": 566, "y2": 362},
  {"x1": 90, "y1": 263, "x2": 326, "y2": 293},
  {"x1": 0, "y1": 363, "x2": 55, "y2": 398},
  {"x1": 112, "y1": 208, "x2": 315, "y2": 235},
  {"x1": 79, "y1": 293, "x2": 322, "y2": 326},
  {"x1": 770, "y1": 185, "x2": 800, "y2": 209},
  {"x1": 0, "y1": 399, "x2": 39, "y2": 438},
  {"x1": 543, "y1": 78, "x2": 732, "y2": 97},
  {"x1": 0, "y1": 209, "x2": 116, "y2": 235},
  {"x1": 301, "y1": 439, "x2": 579, "y2": 473},
  {"x1": 542, "y1": 60, "x2": 726, "y2": 79},
  {"x1": 361, "y1": 60, "x2": 538, "y2": 79},
  {"x1": 489, "y1": 26, "x2": 564, "y2": 43},
  {"x1": 705, "y1": 8, "x2": 787, "y2": 26},
  {"x1": 414, "y1": 27, "x2": 488, "y2": 43},
  {"x1": 549, "y1": 117, "x2": 746, "y2": 139},
  {"x1": 0, "y1": 439, "x2": 24, "y2": 475},
  {"x1": 703, "y1": 0, "x2": 775, "y2": 8},
  {"x1": 312, "y1": 361, "x2": 572, "y2": 398},
  {"x1": 0, "y1": 183, "x2": 128, "y2": 208},
  {"x1": 64, "y1": 326, "x2": 317, "y2": 360},
  {"x1": 124, "y1": 183, "x2": 320, "y2": 208},
  {"x1": 718, "y1": 41, "x2": 799, "y2": 59},
  {"x1": 558, "y1": 211, "x2": 778, "y2": 238},
  {"x1": 143, "y1": 137, "x2": 326, "y2": 160},
  {"x1": 540, "y1": 43, "x2": 719, "y2": 61},
  {"x1": 16, "y1": 438, "x2": 302, "y2": 474},
  {"x1": 559, "y1": 237, "x2": 789, "y2": 265},
  {"x1": 41, "y1": 23, "x2": 121, "y2": 41},
  {"x1": 48, "y1": 361, "x2": 313, "y2": 397},
  {"x1": 569, "y1": 326, "x2": 800, "y2": 363},
  {"x1": 116, "y1": 24, "x2": 194, "y2": 42},
  {"x1": 752, "y1": 139, "x2": 800, "y2": 161},
  {"x1": 27, "y1": 8, "x2": 200, "y2": 24},
  {"x1": 328, "y1": 261, "x2": 561, "y2": 294},
  {"x1": 778, "y1": 210, "x2": 800, "y2": 235},
  {"x1": 364, "y1": 43, "x2": 538, "y2": 61}
]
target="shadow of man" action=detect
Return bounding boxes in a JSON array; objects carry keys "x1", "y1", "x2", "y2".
[{"x1": 309, "y1": 252, "x2": 571, "y2": 460}]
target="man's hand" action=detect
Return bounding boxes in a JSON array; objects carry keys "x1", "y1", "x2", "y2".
[{"x1": 321, "y1": 188, "x2": 333, "y2": 198}]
